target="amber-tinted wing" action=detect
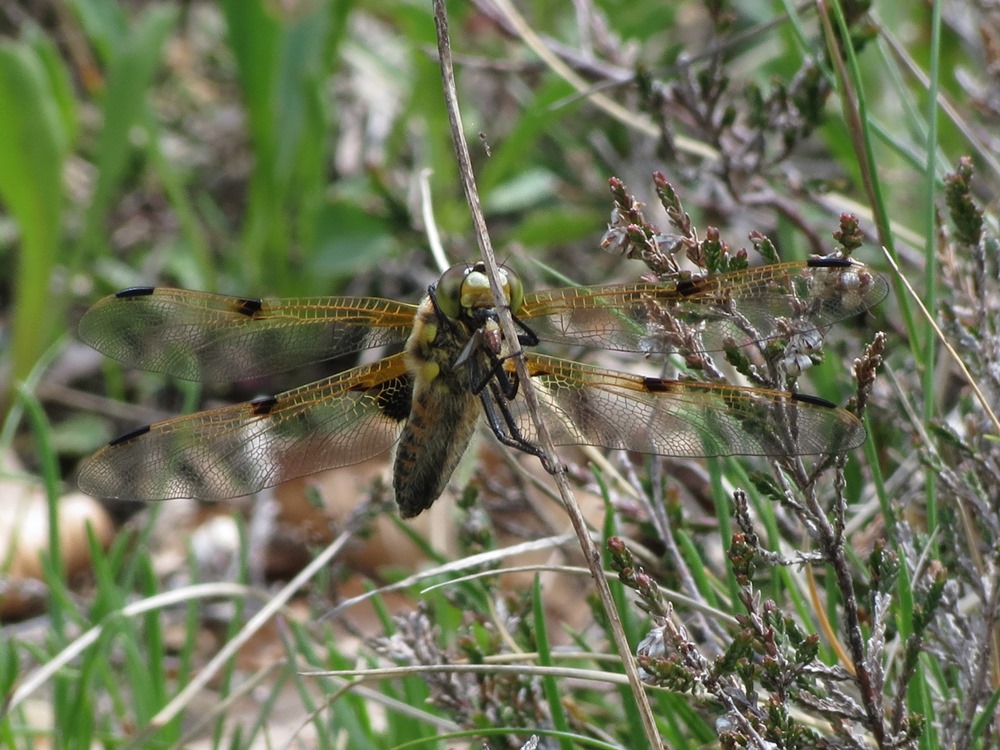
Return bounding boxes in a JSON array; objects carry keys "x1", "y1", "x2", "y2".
[
  {"x1": 499, "y1": 354, "x2": 864, "y2": 457},
  {"x1": 518, "y1": 258, "x2": 887, "y2": 354},
  {"x1": 77, "y1": 354, "x2": 413, "y2": 501},
  {"x1": 78, "y1": 287, "x2": 418, "y2": 382}
]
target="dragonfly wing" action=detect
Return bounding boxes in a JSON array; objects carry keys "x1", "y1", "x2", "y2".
[
  {"x1": 78, "y1": 287, "x2": 418, "y2": 382},
  {"x1": 519, "y1": 259, "x2": 887, "y2": 354},
  {"x1": 78, "y1": 353, "x2": 413, "y2": 501},
  {"x1": 502, "y1": 354, "x2": 865, "y2": 457}
]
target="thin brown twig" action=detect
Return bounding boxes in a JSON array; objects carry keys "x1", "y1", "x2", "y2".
[{"x1": 431, "y1": 2, "x2": 662, "y2": 747}]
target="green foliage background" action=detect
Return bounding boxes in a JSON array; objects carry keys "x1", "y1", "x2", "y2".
[{"x1": 2, "y1": 0, "x2": 999, "y2": 748}]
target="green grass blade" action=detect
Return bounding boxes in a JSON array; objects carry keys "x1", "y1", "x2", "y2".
[
  {"x1": 79, "y1": 5, "x2": 178, "y2": 259},
  {"x1": 0, "y1": 41, "x2": 72, "y2": 401}
]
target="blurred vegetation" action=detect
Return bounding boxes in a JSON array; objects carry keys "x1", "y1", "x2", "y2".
[{"x1": 2, "y1": 0, "x2": 1000, "y2": 748}]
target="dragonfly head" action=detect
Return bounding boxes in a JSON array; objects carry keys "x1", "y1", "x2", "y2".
[{"x1": 435, "y1": 262, "x2": 524, "y2": 320}]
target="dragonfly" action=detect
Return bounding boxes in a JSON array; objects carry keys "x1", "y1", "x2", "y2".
[{"x1": 77, "y1": 258, "x2": 886, "y2": 518}]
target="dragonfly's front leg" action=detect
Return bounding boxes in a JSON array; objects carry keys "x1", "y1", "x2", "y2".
[
  {"x1": 478, "y1": 380, "x2": 545, "y2": 459},
  {"x1": 460, "y1": 315, "x2": 540, "y2": 397},
  {"x1": 478, "y1": 380, "x2": 565, "y2": 476}
]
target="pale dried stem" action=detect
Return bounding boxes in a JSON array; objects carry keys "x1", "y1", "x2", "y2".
[{"x1": 432, "y1": 2, "x2": 662, "y2": 746}]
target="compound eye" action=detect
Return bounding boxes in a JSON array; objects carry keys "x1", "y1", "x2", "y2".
[
  {"x1": 436, "y1": 263, "x2": 472, "y2": 318},
  {"x1": 502, "y1": 267, "x2": 524, "y2": 314}
]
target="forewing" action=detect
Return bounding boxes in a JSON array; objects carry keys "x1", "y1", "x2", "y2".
[
  {"x1": 503, "y1": 354, "x2": 865, "y2": 457},
  {"x1": 78, "y1": 287, "x2": 417, "y2": 382},
  {"x1": 77, "y1": 353, "x2": 413, "y2": 501},
  {"x1": 518, "y1": 259, "x2": 887, "y2": 354}
]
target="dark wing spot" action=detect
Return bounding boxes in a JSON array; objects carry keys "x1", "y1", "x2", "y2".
[
  {"x1": 109, "y1": 424, "x2": 152, "y2": 446},
  {"x1": 234, "y1": 297, "x2": 263, "y2": 317},
  {"x1": 249, "y1": 395, "x2": 279, "y2": 415},
  {"x1": 806, "y1": 257, "x2": 851, "y2": 269},
  {"x1": 376, "y1": 374, "x2": 414, "y2": 422},
  {"x1": 115, "y1": 286, "x2": 156, "y2": 299},
  {"x1": 642, "y1": 377, "x2": 677, "y2": 393},
  {"x1": 674, "y1": 278, "x2": 701, "y2": 296},
  {"x1": 791, "y1": 392, "x2": 837, "y2": 409},
  {"x1": 175, "y1": 456, "x2": 211, "y2": 498}
]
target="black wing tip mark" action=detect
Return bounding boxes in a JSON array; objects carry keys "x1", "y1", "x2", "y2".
[
  {"x1": 115, "y1": 286, "x2": 156, "y2": 299},
  {"x1": 806, "y1": 257, "x2": 852, "y2": 268},
  {"x1": 790, "y1": 391, "x2": 837, "y2": 409},
  {"x1": 109, "y1": 424, "x2": 152, "y2": 446}
]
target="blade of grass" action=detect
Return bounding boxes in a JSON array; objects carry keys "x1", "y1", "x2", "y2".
[
  {"x1": 817, "y1": 0, "x2": 919, "y2": 352},
  {"x1": 220, "y1": 0, "x2": 345, "y2": 293},
  {"x1": 532, "y1": 574, "x2": 573, "y2": 750},
  {"x1": 66, "y1": 0, "x2": 128, "y2": 62},
  {"x1": 126, "y1": 517, "x2": 364, "y2": 748},
  {"x1": 918, "y1": 0, "x2": 943, "y2": 542},
  {"x1": 77, "y1": 5, "x2": 178, "y2": 261},
  {"x1": 0, "y1": 40, "x2": 73, "y2": 406}
]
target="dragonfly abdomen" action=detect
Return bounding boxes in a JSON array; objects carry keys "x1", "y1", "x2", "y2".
[
  {"x1": 393, "y1": 383, "x2": 479, "y2": 518},
  {"x1": 393, "y1": 296, "x2": 485, "y2": 517}
]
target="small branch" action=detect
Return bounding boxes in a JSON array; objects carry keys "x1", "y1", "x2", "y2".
[{"x1": 431, "y1": 3, "x2": 662, "y2": 747}]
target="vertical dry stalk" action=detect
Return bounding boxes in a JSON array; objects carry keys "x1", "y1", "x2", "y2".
[{"x1": 431, "y1": 1, "x2": 662, "y2": 746}]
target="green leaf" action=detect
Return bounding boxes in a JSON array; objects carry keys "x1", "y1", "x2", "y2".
[
  {"x1": 222, "y1": 0, "x2": 281, "y2": 160},
  {"x1": 311, "y1": 199, "x2": 398, "y2": 283},
  {"x1": 81, "y1": 4, "x2": 178, "y2": 256},
  {"x1": 483, "y1": 168, "x2": 557, "y2": 214},
  {"x1": 533, "y1": 574, "x2": 573, "y2": 750},
  {"x1": 66, "y1": 0, "x2": 129, "y2": 62},
  {"x1": 25, "y1": 27, "x2": 78, "y2": 145},
  {"x1": 509, "y1": 206, "x2": 604, "y2": 247},
  {"x1": 478, "y1": 77, "x2": 574, "y2": 198},
  {"x1": 0, "y1": 41, "x2": 73, "y2": 395}
]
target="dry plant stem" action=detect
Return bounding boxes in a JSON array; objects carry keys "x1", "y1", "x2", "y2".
[
  {"x1": 419, "y1": 167, "x2": 451, "y2": 274},
  {"x1": 881, "y1": 247, "x2": 1000, "y2": 436},
  {"x1": 952, "y1": 576, "x2": 1000, "y2": 749},
  {"x1": 742, "y1": 190, "x2": 825, "y2": 254},
  {"x1": 431, "y1": 3, "x2": 662, "y2": 747},
  {"x1": 883, "y1": 244, "x2": 1000, "y2": 691},
  {"x1": 829, "y1": 545, "x2": 886, "y2": 742},
  {"x1": 3, "y1": 582, "x2": 262, "y2": 718},
  {"x1": 771, "y1": 464, "x2": 853, "y2": 671},
  {"x1": 177, "y1": 661, "x2": 286, "y2": 747},
  {"x1": 489, "y1": 0, "x2": 928, "y2": 266}
]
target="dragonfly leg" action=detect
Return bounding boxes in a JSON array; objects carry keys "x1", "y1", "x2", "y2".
[
  {"x1": 457, "y1": 311, "x2": 538, "y2": 362},
  {"x1": 510, "y1": 314, "x2": 540, "y2": 347},
  {"x1": 466, "y1": 316, "x2": 540, "y2": 397},
  {"x1": 479, "y1": 380, "x2": 545, "y2": 459},
  {"x1": 478, "y1": 380, "x2": 565, "y2": 475}
]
